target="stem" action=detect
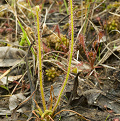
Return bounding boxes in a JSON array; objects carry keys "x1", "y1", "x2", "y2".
[
  {"x1": 52, "y1": 0, "x2": 74, "y2": 114},
  {"x1": 36, "y1": 6, "x2": 46, "y2": 111}
]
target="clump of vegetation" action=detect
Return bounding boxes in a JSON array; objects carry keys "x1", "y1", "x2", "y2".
[
  {"x1": 45, "y1": 33, "x2": 69, "y2": 52},
  {"x1": 104, "y1": 16, "x2": 120, "y2": 33},
  {"x1": 55, "y1": 34, "x2": 69, "y2": 52},
  {"x1": 45, "y1": 67, "x2": 59, "y2": 81},
  {"x1": 42, "y1": 25, "x2": 69, "y2": 52},
  {"x1": 107, "y1": 1, "x2": 120, "y2": 10}
]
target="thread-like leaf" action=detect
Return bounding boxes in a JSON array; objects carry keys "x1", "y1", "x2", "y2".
[
  {"x1": 36, "y1": 5, "x2": 46, "y2": 111},
  {"x1": 52, "y1": 0, "x2": 74, "y2": 114}
]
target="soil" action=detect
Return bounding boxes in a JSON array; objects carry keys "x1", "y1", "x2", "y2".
[{"x1": 0, "y1": 0, "x2": 120, "y2": 121}]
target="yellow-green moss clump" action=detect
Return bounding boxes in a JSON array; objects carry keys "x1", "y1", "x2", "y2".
[
  {"x1": 55, "y1": 34, "x2": 69, "y2": 52},
  {"x1": 104, "y1": 16, "x2": 120, "y2": 33},
  {"x1": 42, "y1": 25, "x2": 69, "y2": 52},
  {"x1": 45, "y1": 67, "x2": 59, "y2": 81},
  {"x1": 107, "y1": 2, "x2": 120, "y2": 10}
]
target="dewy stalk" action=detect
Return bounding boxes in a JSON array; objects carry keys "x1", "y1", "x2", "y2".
[
  {"x1": 52, "y1": 0, "x2": 74, "y2": 114},
  {"x1": 36, "y1": 5, "x2": 46, "y2": 111}
]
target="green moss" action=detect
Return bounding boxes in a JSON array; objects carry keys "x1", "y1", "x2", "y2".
[
  {"x1": 107, "y1": 2, "x2": 120, "y2": 10},
  {"x1": 104, "y1": 16, "x2": 120, "y2": 34},
  {"x1": 55, "y1": 34, "x2": 69, "y2": 52},
  {"x1": 45, "y1": 67, "x2": 59, "y2": 81}
]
